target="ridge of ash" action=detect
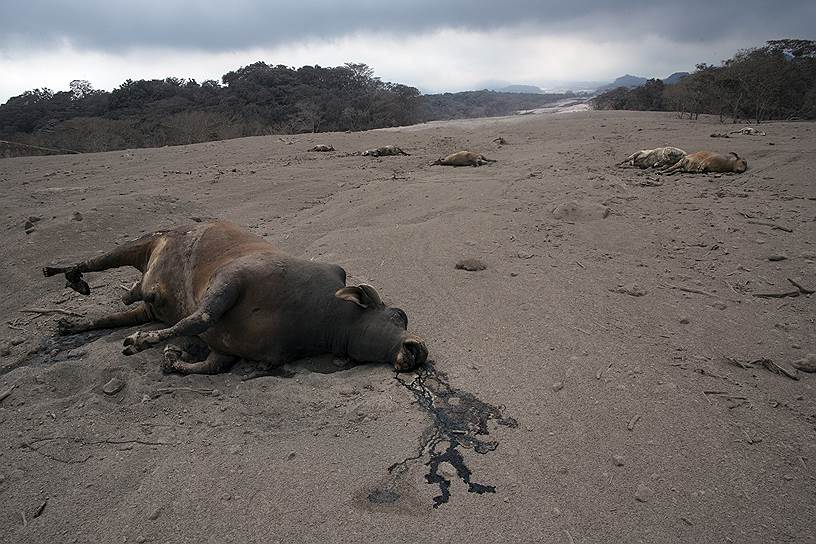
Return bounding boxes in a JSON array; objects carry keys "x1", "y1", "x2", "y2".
[{"x1": 388, "y1": 360, "x2": 517, "y2": 508}]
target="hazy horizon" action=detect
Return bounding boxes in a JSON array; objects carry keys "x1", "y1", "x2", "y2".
[{"x1": 1, "y1": 1, "x2": 813, "y2": 103}]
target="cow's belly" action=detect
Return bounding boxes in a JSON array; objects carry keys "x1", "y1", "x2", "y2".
[
  {"x1": 200, "y1": 312, "x2": 289, "y2": 362},
  {"x1": 139, "y1": 230, "x2": 202, "y2": 324}
]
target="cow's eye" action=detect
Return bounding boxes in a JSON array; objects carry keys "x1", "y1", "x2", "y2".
[{"x1": 389, "y1": 308, "x2": 408, "y2": 329}]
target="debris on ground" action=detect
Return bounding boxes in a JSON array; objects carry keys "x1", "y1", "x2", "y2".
[{"x1": 455, "y1": 258, "x2": 487, "y2": 272}]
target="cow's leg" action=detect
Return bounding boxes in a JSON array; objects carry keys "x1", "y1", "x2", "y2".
[
  {"x1": 122, "y1": 274, "x2": 240, "y2": 356},
  {"x1": 162, "y1": 349, "x2": 237, "y2": 375},
  {"x1": 57, "y1": 303, "x2": 154, "y2": 335},
  {"x1": 660, "y1": 160, "x2": 685, "y2": 174},
  {"x1": 121, "y1": 281, "x2": 145, "y2": 305},
  {"x1": 43, "y1": 233, "x2": 159, "y2": 295},
  {"x1": 617, "y1": 152, "x2": 638, "y2": 166}
]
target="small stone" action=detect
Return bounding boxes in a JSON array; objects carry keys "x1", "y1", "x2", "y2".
[
  {"x1": 147, "y1": 507, "x2": 162, "y2": 520},
  {"x1": 792, "y1": 353, "x2": 816, "y2": 373},
  {"x1": 635, "y1": 484, "x2": 653, "y2": 502},
  {"x1": 679, "y1": 317, "x2": 690, "y2": 324},
  {"x1": 510, "y1": 272, "x2": 519, "y2": 277},
  {"x1": 102, "y1": 377, "x2": 125, "y2": 395},
  {"x1": 229, "y1": 445, "x2": 242, "y2": 455},
  {"x1": 286, "y1": 451, "x2": 296, "y2": 460},
  {"x1": 768, "y1": 254, "x2": 787, "y2": 262},
  {"x1": 10, "y1": 337, "x2": 25, "y2": 346},
  {"x1": 612, "y1": 455, "x2": 625, "y2": 466},
  {"x1": 551, "y1": 382, "x2": 564, "y2": 392},
  {"x1": 455, "y1": 258, "x2": 487, "y2": 272},
  {"x1": 612, "y1": 283, "x2": 647, "y2": 297},
  {"x1": 783, "y1": 475, "x2": 793, "y2": 481},
  {"x1": 438, "y1": 462, "x2": 457, "y2": 480},
  {"x1": 28, "y1": 216, "x2": 42, "y2": 223},
  {"x1": 211, "y1": 389, "x2": 221, "y2": 397},
  {"x1": 0, "y1": 345, "x2": 11, "y2": 357},
  {"x1": 711, "y1": 302, "x2": 728, "y2": 310},
  {"x1": 72, "y1": 212, "x2": 83, "y2": 221}
]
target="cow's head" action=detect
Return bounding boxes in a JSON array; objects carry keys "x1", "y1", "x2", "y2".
[
  {"x1": 729, "y1": 152, "x2": 748, "y2": 173},
  {"x1": 335, "y1": 284, "x2": 428, "y2": 372}
]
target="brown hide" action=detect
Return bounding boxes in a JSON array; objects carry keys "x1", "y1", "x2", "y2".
[
  {"x1": 662, "y1": 151, "x2": 748, "y2": 174},
  {"x1": 50, "y1": 221, "x2": 427, "y2": 372}
]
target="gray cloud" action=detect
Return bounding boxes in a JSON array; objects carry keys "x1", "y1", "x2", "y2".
[{"x1": 2, "y1": 1, "x2": 814, "y2": 52}]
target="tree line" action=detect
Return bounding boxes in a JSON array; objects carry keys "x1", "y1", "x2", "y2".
[
  {"x1": 0, "y1": 62, "x2": 567, "y2": 157},
  {"x1": 592, "y1": 39, "x2": 816, "y2": 123}
]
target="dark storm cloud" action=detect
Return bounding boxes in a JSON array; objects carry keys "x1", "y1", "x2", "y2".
[{"x1": 2, "y1": 0, "x2": 814, "y2": 52}]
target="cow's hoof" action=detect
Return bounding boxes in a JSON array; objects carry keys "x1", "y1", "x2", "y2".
[
  {"x1": 64, "y1": 269, "x2": 91, "y2": 296},
  {"x1": 161, "y1": 345, "x2": 183, "y2": 373},
  {"x1": 57, "y1": 317, "x2": 90, "y2": 336},
  {"x1": 66, "y1": 278, "x2": 91, "y2": 296},
  {"x1": 122, "y1": 331, "x2": 153, "y2": 355}
]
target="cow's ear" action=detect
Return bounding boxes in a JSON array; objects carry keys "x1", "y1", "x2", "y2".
[
  {"x1": 358, "y1": 284, "x2": 383, "y2": 307},
  {"x1": 335, "y1": 284, "x2": 383, "y2": 309},
  {"x1": 336, "y1": 286, "x2": 366, "y2": 308}
]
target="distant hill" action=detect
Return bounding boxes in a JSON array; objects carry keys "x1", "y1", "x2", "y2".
[
  {"x1": 663, "y1": 72, "x2": 690, "y2": 85},
  {"x1": 417, "y1": 90, "x2": 572, "y2": 122},
  {"x1": 495, "y1": 84, "x2": 545, "y2": 94},
  {"x1": 595, "y1": 74, "x2": 649, "y2": 92},
  {"x1": 595, "y1": 72, "x2": 690, "y2": 92}
]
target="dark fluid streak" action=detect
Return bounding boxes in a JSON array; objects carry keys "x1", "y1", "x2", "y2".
[{"x1": 389, "y1": 360, "x2": 517, "y2": 508}]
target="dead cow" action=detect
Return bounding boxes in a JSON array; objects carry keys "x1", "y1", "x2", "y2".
[
  {"x1": 43, "y1": 221, "x2": 428, "y2": 375},
  {"x1": 433, "y1": 151, "x2": 496, "y2": 167},
  {"x1": 362, "y1": 145, "x2": 409, "y2": 157},
  {"x1": 729, "y1": 127, "x2": 766, "y2": 136},
  {"x1": 618, "y1": 147, "x2": 686, "y2": 169},
  {"x1": 660, "y1": 151, "x2": 747, "y2": 174}
]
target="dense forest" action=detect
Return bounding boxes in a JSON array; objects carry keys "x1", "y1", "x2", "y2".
[
  {"x1": 0, "y1": 62, "x2": 567, "y2": 156},
  {"x1": 593, "y1": 40, "x2": 816, "y2": 123}
]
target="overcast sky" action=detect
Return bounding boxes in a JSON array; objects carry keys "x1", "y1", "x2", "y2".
[{"x1": 1, "y1": 1, "x2": 813, "y2": 102}]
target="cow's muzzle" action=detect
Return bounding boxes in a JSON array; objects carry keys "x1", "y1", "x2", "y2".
[{"x1": 394, "y1": 336, "x2": 428, "y2": 372}]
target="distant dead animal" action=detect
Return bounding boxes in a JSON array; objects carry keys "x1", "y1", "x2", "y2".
[
  {"x1": 660, "y1": 151, "x2": 747, "y2": 174},
  {"x1": 433, "y1": 151, "x2": 497, "y2": 167},
  {"x1": 362, "y1": 145, "x2": 410, "y2": 157},
  {"x1": 618, "y1": 147, "x2": 686, "y2": 169},
  {"x1": 308, "y1": 144, "x2": 335, "y2": 152},
  {"x1": 729, "y1": 127, "x2": 766, "y2": 136},
  {"x1": 43, "y1": 221, "x2": 428, "y2": 375}
]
